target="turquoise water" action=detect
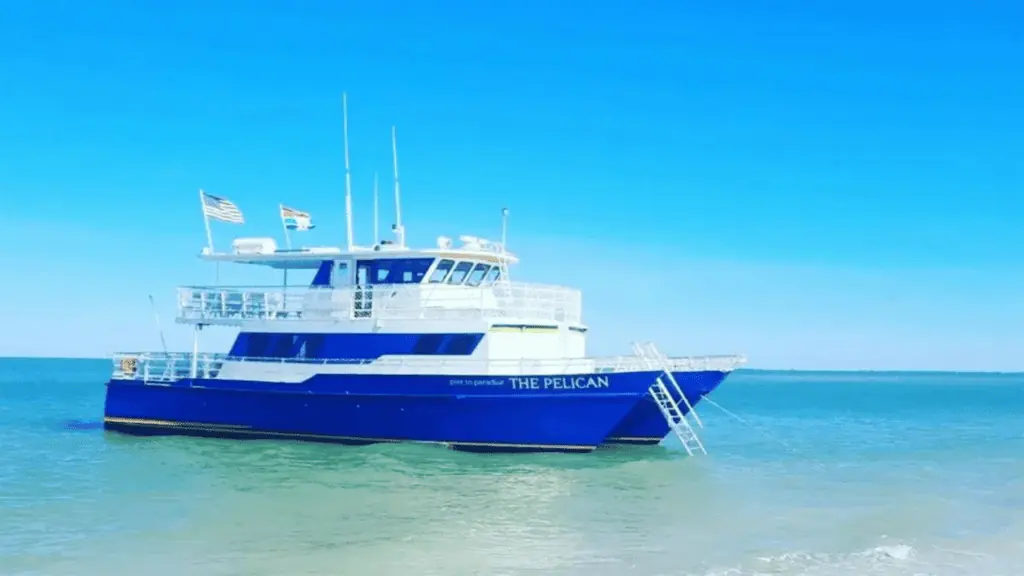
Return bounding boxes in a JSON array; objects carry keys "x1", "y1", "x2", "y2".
[{"x1": 2, "y1": 358, "x2": 1023, "y2": 575}]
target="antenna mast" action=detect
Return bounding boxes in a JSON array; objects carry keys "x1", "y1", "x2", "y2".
[
  {"x1": 343, "y1": 92, "x2": 354, "y2": 251},
  {"x1": 499, "y1": 208, "x2": 510, "y2": 283},
  {"x1": 391, "y1": 125, "x2": 405, "y2": 247},
  {"x1": 373, "y1": 172, "x2": 379, "y2": 246},
  {"x1": 501, "y1": 207, "x2": 509, "y2": 252},
  {"x1": 148, "y1": 294, "x2": 168, "y2": 354}
]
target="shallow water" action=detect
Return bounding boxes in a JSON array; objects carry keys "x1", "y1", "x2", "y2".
[{"x1": 2, "y1": 358, "x2": 1023, "y2": 575}]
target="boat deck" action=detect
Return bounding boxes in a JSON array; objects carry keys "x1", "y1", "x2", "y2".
[
  {"x1": 111, "y1": 352, "x2": 748, "y2": 383},
  {"x1": 176, "y1": 283, "x2": 582, "y2": 326}
]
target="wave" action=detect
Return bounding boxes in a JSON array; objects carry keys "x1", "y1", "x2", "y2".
[{"x1": 697, "y1": 540, "x2": 1019, "y2": 576}]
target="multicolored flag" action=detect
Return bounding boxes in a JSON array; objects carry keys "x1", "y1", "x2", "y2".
[{"x1": 280, "y1": 205, "x2": 315, "y2": 231}]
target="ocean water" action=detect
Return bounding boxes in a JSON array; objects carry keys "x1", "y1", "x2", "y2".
[{"x1": 1, "y1": 358, "x2": 1023, "y2": 576}]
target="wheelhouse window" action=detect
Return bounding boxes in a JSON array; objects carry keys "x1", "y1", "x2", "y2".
[
  {"x1": 465, "y1": 263, "x2": 491, "y2": 287},
  {"x1": 447, "y1": 261, "x2": 474, "y2": 284},
  {"x1": 428, "y1": 259, "x2": 455, "y2": 283},
  {"x1": 482, "y1": 266, "x2": 502, "y2": 285}
]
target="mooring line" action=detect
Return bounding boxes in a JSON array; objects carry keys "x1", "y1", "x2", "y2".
[{"x1": 701, "y1": 396, "x2": 802, "y2": 456}]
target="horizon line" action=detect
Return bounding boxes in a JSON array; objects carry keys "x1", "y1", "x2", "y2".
[{"x1": 1, "y1": 354, "x2": 1020, "y2": 376}]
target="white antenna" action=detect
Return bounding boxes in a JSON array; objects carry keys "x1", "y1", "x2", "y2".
[
  {"x1": 499, "y1": 208, "x2": 510, "y2": 283},
  {"x1": 391, "y1": 125, "x2": 406, "y2": 247},
  {"x1": 148, "y1": 294, "x2": 168, "y2": 354},
  {"x1": 373, "y1": 172, "x2": 379, "y2": 246},
  {"x1": 343, "y1": 92, "x2": 354, "y2": 251},
  {"x1": 501, "y1": 207, "x2": 509, "y2": 252}
]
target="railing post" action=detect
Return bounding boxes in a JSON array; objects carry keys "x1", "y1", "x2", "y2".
[{"x1": 190, "y1": 326, "x2": 200, "y2": 378}]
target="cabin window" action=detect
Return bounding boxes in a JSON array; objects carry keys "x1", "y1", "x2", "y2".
[
  {"x1": 356, "y1": 258, "x2": 434, "y2": 285},
  {"x1": 268, "y1": 335, "x2": 294, "y2": 358},
  {"x1": 443, "y1": 334, "x2": 480, "y2": 355},
  {"x1": 465, "y1": 263, "x2": 491, "y2": 287},
  {"x1": 482, "y1": 267, "x2": 502, "y2": 285},
  {"x1": 412, "y1": 334, "x2": 446, "y2": 354},
  {"x1": 447, "y1": 261, "x2": 474, "y2": 284},
  {"x1": 392, "y1": 258, "x2": 432, "y2": 283},
  {"x1": 333, "y1": 261, "x2": 351, "y2": 286},
  {"x1": 428, "y1": 259, "x2": 455, "y2": 283},
  {"x1": 293, "y1": 336, "x2": 307, "y2": 358},
  {"x1": 246, "y1": 333, "x2": 273, "y2": 357},
  {"x1": 304, "y1": 334, "x2": 326, "y2": 359}
]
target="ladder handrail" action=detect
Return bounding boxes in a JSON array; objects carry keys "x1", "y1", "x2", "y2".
[
  {"x1": 631, "y1": 342, "x2": 698, "y2": 423},
  {"x1": 632, "y1": 341, "x2": 707, "y2": 455},
  {"x1": 649, "y1": 377, "x2": 706, "y2": 456},
  {"x1": 641, "y1": 342, "x2": 704, "y2": 429}
]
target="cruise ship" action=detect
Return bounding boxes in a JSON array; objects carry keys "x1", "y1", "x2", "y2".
[{"x1": 103, "y1": 97, "x2": 746, "y2": 454}]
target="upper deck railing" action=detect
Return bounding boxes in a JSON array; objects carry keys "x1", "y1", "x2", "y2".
[{"x1": 176, "y1": 282, "x2": 583, "y2": 326}]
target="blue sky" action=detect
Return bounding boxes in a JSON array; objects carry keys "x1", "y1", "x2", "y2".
[{"x1": 1, "y1": 1, "x2": 1022, "y2": 370}]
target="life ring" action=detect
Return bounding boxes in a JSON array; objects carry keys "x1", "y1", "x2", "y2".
[{"x1": 120, "y1": 356, "x2": 137, "y2": 376}]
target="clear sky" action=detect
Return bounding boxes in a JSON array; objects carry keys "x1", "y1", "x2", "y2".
[{"x1": 1, "y1": 1, "x2": 1022, "y2": 371}]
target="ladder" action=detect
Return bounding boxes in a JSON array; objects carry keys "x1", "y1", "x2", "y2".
[{"x1": 632, "y1": 341, "x2": 707, "y2": 456}]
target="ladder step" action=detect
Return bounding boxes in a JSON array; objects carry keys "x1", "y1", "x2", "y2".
[{"x1": 637, "y1": 342, "x2": 707, "y2": 456}]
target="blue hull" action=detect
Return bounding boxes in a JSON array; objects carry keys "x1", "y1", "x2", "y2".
[
  {"x1": 603, "y1": 370, "x2": 730, "y2": 445},
  {"x1": 103, "y1": 370, "x2": 660, "y2": 453}
]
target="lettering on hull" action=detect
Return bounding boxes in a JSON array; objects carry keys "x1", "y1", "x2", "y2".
[
  {"x1": 446, "y1": 378, "x2": 504, "y2": 387},
  {"x1": 446, "y1": 375, "x2": 612, "y2": 391}
]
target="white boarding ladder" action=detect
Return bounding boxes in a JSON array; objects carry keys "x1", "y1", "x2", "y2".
[{"x1": 632, "y1": 341, "x2": 707, "y2": 456}]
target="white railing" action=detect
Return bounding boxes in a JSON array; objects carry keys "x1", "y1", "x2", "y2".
[
  {"x1": 110, "y1": 352, "x2": 747, "y2": 382},
  {"x1": 604, "y1": 354, "x2": 749, "y2": 374},
  {"x1": 111, "y1": 352, "x2": 227, "y2": 382},
  {"x1": 176, "y1": 282, "x2": 583, "y2": 325}
]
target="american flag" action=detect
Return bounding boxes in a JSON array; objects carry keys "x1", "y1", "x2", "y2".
[{"x1": 201, "y1": 191, "x2": 244, "y2": 224}]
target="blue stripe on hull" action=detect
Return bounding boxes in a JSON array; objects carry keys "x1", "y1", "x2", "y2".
[
  {"x1": 103, "y1": 371, "x2": 658, "y2": 453},
  {"x1": 603, "y1": 370, "x2": 731, "y2": 446}
]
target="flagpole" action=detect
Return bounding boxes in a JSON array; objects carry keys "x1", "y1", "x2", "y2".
[
  {"x1": 199, "y1": 189, "x2": 219, "y2": 283},
  {"x1": 199, "y1": 189, "x2": 214, "y2": 252},
  {"x1": 280, "y1": 203, "x2": 292, "y2": 249},
  {"x1": 280, "y1": 203, "x2": 291, "y2": 289},
  {"x1": 373, "y1": 172, "x2": 379, "y2": 246}
]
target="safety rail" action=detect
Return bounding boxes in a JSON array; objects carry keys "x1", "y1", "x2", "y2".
[
  {"x1": 176, "y1": 282, "x2": 583, "y2": 326},
  {"x1": 112, "y1": 352, "x2": 227, "y2": 382},
  {"x1": 616, "y1": 354, "x2": 747, "y2": 374},
  {"x1": 110, "y1": 352, "x2": 747, "y2": 382}
]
